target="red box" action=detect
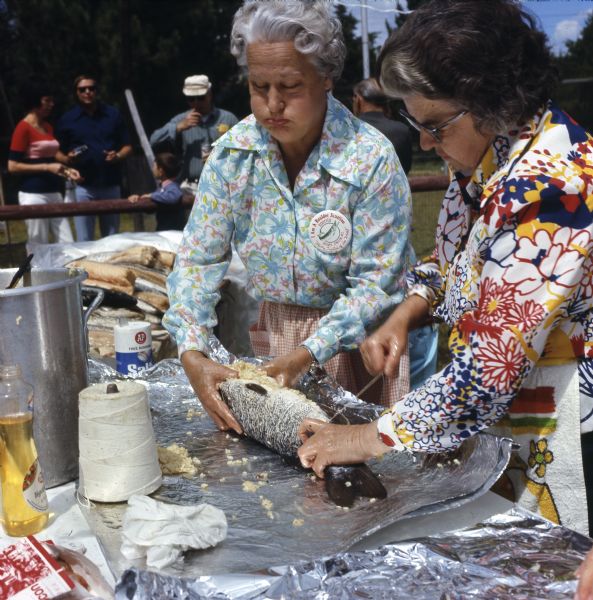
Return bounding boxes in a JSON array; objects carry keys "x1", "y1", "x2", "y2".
[{"x1": 0, "y1": 535, "x2": 75, "y2": 599}]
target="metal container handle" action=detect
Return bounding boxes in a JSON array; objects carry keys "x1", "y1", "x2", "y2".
[{"x1": 82, "y1": 285, "x2": 105, "y2": 331}]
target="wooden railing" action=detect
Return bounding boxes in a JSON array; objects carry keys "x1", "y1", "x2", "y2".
[{"x1": 0, "y1": 175, "x2": 449, "y2": 222}]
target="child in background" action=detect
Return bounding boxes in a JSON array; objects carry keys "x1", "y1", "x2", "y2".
[{"x1": 128, "y1": 152, "x2": 186, "y2": 231}]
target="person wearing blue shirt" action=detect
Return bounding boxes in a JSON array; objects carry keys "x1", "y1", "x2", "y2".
[
  {"x1": 128, "y1": 152, "x2": 186, "y2": 231},
  {"x1": 149, "y1": 74, "x2": 238, "y2": 195},
  {"x1": 56, "y1": 75, "x2": 132, "y2": 241}
]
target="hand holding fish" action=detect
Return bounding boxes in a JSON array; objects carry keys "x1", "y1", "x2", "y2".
[
  {"x1": 297, "y1": 419, "x2": 389, "y2": 478},
  {"x1": 180, "y1": 350, "x2": 242, "y2": 433},
  {"x1": 264, "y1": 345, "x2": 313, "y2": 388}
]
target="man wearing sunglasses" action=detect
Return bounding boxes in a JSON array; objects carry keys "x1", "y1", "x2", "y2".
[
  {"x1": 56, "y1": 74, "x2": 132, "y2": 241},
  {"x1": 149, "y1": 74, "x2": 238, "y2": 195}
]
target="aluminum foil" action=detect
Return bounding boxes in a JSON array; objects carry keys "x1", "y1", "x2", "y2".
[
  {"x1": 114, "y1": 507, "x2": 592, "y2": 599},
  {"x1": 84, "y1": 345, "x2": 512, "y2": 580}
]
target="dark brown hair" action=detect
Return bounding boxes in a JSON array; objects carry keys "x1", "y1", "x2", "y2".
[
  {"x1": 21, "y1": 82, "x2": 54, "y2": 112},
  {"x1": 73, "y1": 74, "x2": 97, "y2": 92},
  {"x1": 155, "y1": 152, "x2": 181, "y2": 179},
  {"x1": 353, "y1": 78, "x2": 389, "y2": 107}
]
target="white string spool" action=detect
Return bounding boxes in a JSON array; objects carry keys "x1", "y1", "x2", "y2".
[{"x1": 78, "y1": 381, "x2": 162, "y2": 502}]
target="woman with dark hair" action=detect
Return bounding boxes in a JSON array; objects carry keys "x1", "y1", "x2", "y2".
[
  {"x1": 164, "y1": 0, "x2": 412, "y2": 432},
  {"x1": 298, "y1": 0, "x2": 593, "y2": 536},
  {"x1": 8, "y1": 83, "x2": 80, "y2": 244}
]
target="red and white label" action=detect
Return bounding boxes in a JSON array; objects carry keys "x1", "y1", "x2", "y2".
[
  {"x1": 22, "y1": 460, "x2": 48, "y2": 513},
  {"x1": 0, "y1": 536, "x2": 75, "y2": 599}
]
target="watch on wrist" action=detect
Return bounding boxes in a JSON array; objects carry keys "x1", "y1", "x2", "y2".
[{"x1": 299, "y1": 344, "x2": 320, "y2": 373}]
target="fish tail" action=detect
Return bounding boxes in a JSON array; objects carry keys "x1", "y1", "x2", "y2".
[
  {"x1": 325, "y1": 474, "x2": 356, "y2": 507},
  {"x1": 350, "y1": 463, "x2": 388, "y2": 499},
  {"x1": 325, "y1": 464, "x2": 387, "y2": 507}
]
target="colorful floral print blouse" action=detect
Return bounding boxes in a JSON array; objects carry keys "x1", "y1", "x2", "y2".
[
  {"x1": 377, "y1": 102, "x2": 593, "y2": 451},
  {"x1": 164, "y1": 94, "x2": 411, "y2": 363}
]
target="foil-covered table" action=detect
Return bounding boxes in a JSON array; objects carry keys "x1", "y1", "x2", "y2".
[
  {"x1": 84, "y1": 356, "x2": 512, "y2": 580},
  {"x1": 115, "y1": 507, "x2": 592, "y2": 599}
]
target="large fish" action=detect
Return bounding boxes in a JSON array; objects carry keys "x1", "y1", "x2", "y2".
[{"x1": 219, "y1": 367, "x2": 387, "y2": 507}]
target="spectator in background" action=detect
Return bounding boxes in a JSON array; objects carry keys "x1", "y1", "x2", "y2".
[
  {"x1": 128, "y1": 152, "x2": 186, "y2": 231},
  {"x1": 8, "y1": 83, "x2": 80, "y2": 245},
  {"x1": 56, "y1": 74, "x2": 132, "y2": 241},
  {"x1": 149, "y1": 75, "x2": 238, "y2": 195},
  {"x1": 353, "y1": 76, "x2": 437, "y2": 390},
  {"x1": 352, "y1": 77, "x2": 412, "y2": 174}
]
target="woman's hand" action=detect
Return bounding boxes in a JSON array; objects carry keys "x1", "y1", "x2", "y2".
[
  {"x1": 361, "y1": 295, "x2": 430, "y2": 377},
  {"x1": 264, "y1": 345, "x2": 312, "y2": 388},
  {"x1": 361, "y1": 318, "x2": 407, "y2": 378},
  {"x1": 575, "y1": 546, "x2": 593, "y2": 600},
  {"x1": 297, "y1": 419, "x2": 388, "y2": 478},
  {"x1": 46, "y1": 162, "x2": 68, "y2": 176},
  {"x1": 64, "y1": 167, "x2": 82, "y2": 182},
  {"x1": 180, "y1": 350, "x2": 242, "y2": 433}
]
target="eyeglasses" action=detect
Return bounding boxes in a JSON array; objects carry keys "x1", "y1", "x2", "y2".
[
  {"x1": 77, "y1": 86, "x2": 96, "y2": 93},
  {"x1": 399, "y1": 108, "x2": 468, "y2": 143}
]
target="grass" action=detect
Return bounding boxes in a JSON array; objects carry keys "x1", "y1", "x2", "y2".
[{"x1": 409, "y1": 188, "x2": 451, "y2": 371}]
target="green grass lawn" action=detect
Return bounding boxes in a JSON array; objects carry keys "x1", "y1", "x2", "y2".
[{"x1": 409, "y1": 189, "x2": 452, "y2": 371}]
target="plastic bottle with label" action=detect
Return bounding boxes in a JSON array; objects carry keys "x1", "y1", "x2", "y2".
[
  {"x1": 0, "y1": 364, "x2": 49, "y2": 536},
  {"x1": 64, "y1": 178, "x2": 77, "y2": 203}
]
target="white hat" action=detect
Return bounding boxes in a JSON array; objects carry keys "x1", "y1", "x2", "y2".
[{"x1": 182, "y1": 75, "x2": 211, "y2": 97}]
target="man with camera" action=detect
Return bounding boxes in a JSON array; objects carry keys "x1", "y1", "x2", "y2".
[
  {"x1": 56, "y1": 74, "x2": 132, "y2": 241},
  {"x1": 149, "y1": 75, "x2": 238, "y2": 195}
]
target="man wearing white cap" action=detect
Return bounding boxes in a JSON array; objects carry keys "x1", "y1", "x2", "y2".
[{"x1": 150, "y1": 75, "x2": 238, "y2": 193}]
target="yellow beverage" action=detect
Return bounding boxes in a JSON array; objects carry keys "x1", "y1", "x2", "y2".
[{"x1": 0, "y1": 413, "x2": 48, "y2": 536}]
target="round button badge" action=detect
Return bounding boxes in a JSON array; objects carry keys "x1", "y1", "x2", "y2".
[{"x1": 308, "y1": 210, "x2": 352, "y2": 254}]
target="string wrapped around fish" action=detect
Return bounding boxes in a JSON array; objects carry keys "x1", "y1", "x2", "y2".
[{"x1": 219, "y1": 362, "x2": 387, "y2": 507}]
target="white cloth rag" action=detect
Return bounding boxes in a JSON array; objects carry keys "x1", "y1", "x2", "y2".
[{"x1": 120, "y1": 494, "x2": 228, "y2": 569}]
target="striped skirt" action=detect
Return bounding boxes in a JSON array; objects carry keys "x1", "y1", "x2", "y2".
[{"x1": 249, "y1": 301, "x2": 409, "y2": 408}]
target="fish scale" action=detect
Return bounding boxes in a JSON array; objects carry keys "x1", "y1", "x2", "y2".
[
  {"x1": 219, "y1": 379, "x2": 328, "y2": 456},
  {"x1": 219, "y1": 377, "x2": 388, "y2": 507}
]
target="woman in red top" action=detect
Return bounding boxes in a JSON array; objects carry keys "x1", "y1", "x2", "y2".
[{"x1": 8, "y1": 83, "x2": 80, "y2": 244}]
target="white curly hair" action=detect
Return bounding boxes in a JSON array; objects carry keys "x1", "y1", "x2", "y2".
[{"x1": 230, "y1": 0, "x2": 346, "y2": 82}]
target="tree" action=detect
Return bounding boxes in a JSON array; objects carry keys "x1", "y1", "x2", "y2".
[
  {"x1": 334, "y1": 5, "x2": 379, "y2": 107},
  {"x1": 0, "y1": 0, "x2": 246, "y2": 140},
  {"x1": 554, "y1": 13, "x2": 593, "y2": 131}
]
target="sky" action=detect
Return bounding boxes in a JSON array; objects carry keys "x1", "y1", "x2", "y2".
[{"x1": 339, "y1": 0, "x2": 593, "y2": 55}]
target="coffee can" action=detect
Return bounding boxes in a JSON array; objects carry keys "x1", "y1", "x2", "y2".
[{"x1": 114, "y1": 321, "x2": 154, "y2": 376}]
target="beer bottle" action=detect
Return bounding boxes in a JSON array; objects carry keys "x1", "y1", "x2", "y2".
[{"x1": 0, "y1": 364, "x2": 49, "y2": 536}]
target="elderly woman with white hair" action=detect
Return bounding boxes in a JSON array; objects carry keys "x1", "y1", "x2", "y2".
[{"x1": 164, "y1": 0, "x2": 412, "y2": 432}]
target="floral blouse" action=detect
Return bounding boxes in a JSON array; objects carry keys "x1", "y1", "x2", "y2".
[
  {"x1": 378, "y1": 102, "x2": 593, "y2": 451},
  {"x1": 164, "y1": 94, "x2": 411, "y2": 363}
]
